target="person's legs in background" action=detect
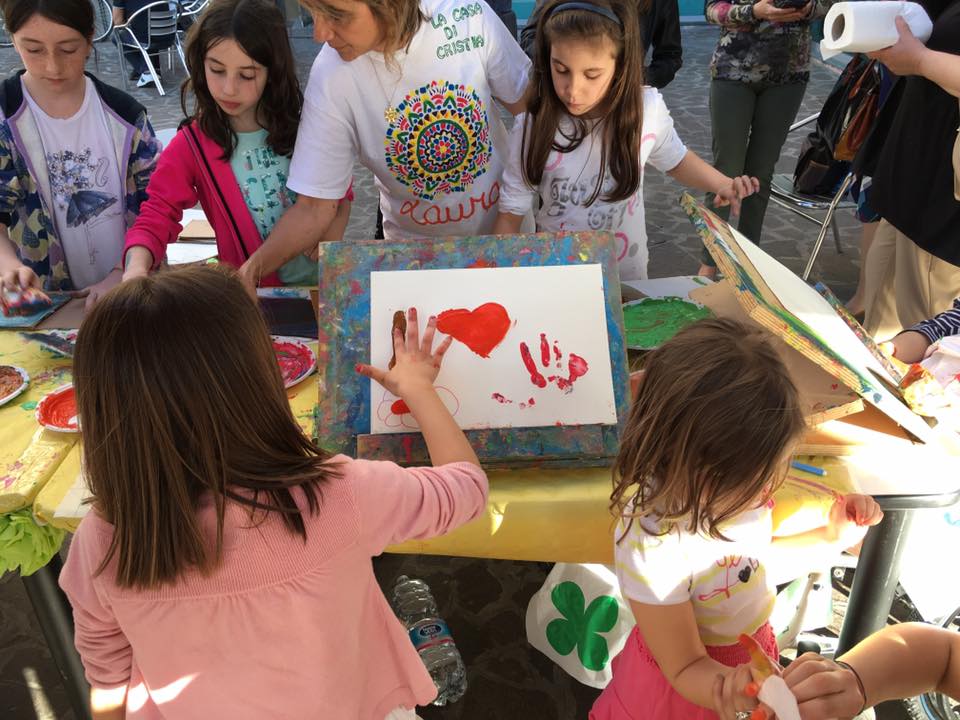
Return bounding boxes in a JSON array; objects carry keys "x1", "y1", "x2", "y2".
[
  {"x1": 846, "y1": 181, "x2": 881, "y2": 318},
  {"x1": 847, "y1": 220, "x2": 878, "y2": 318},
  {"x1": 736, "y1": 81, "x2": 807, "y2": 245},
  {"x1": 700, "y1": 79, "x2": 756, "y2": 277},
  {"x1": 893, "y1": 232, "x2": 960, "y2": 332},
  {"x1": 862, "y1": 219, "x2": 901, "y2": 340}
]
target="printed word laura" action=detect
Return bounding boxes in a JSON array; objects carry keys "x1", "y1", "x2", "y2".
[{"x1": 400, "y1": 182, "x2": 500, "y2": 226}]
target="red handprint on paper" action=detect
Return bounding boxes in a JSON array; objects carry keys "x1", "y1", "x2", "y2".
[{"x1": 519, "y1": 333, "x2": 590, "y2": 394}]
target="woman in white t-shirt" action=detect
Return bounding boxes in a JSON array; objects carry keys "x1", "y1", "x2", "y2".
[
  {"x1": 493, "y1": 0, "x2": 755, "y2": 281},
  {"x1": 237, "y1": 0, "x2": 531, "y2": 291},
  {"x1": 0, "y1": 0, "x2": 159, "y2": 303}
]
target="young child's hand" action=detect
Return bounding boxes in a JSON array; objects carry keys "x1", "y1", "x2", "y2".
[
  {"x1": 712, "y1": 663, "x2": 771, "y2": 720},
  {"x1": 829, "y1": 494, "x2": 884, "y2": 550},
  {"x1": 356, "y1": 307, "x2": 454, "y2": 398},
  {"x1": 0, "y1": 264, "x2": 42, "y2": 296},
  {"x1": 713, "y1": 176, "x2": 761, "y2": 216},
  {"x1": 879, "y1": 331, "x2": 933, "y2": 364}
]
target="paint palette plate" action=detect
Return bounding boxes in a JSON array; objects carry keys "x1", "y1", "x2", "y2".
[
  {"x1": 622, "y1": 297, "x2": 712, "y2": 350},
  {"x1": 36, "y1": 383, "x2": 79, "y2": 433},
  {"x1": 272, "y1": 336, "x2": 316, "y2": 389},
  {"x1": 0, "y1": 365, "x2": 29, "y2": 407}
]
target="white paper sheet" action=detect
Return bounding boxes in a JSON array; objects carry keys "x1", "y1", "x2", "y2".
[
  {"x1": 621, "y1": 275, "x2": 713, "y2": 301},
  {"x1": 53, "y1": 473, "x2": 92, "y2": 521},
  {"x1": 369, "y1": 265, "x2": 617, "y2": 433},
  {"x1": 166, "y1": 242, "x2": 218, "y2": 265}
]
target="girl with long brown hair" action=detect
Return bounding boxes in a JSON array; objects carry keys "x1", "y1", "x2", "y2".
[
  {"x1": 120, "y1": 0, "x2": 351, "y2": 289},
  {"x1": 59, "y1": 264, "x2": 486, "y2": 719},
  {"x1": 493, "y1": 0, "x2": 758, "y2": 281},
  {"x1": 590, "y1": 318, "x2": 883, "y2": 720}
]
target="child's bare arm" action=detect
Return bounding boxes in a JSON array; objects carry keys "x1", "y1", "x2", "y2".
[
  {"x1": 492, "y1": 211, "x2": 524, "y2": 235},
  {"x1": 666, "y1": 151, "x2": 759, "y2": 215},
  {"x1": 769, "y1": 494, "x2": 882, "y2": 582},
  {"x1": 630, "y1": 599, "x2": 755, "y2": 714},
  {"x1": 0, "y1": 226, "x2": 41, "y2": 293}
]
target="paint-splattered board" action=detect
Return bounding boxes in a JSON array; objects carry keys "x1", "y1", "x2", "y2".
[
  {"x1": 316, "y1": 232, "x2": 630, "y2": 468},
  {"x1": 681, "y1": 193, "x2": 931, "y2": 443},
  {"x1": 689, "y1": 282, "x2": 863, "y2": 426}
]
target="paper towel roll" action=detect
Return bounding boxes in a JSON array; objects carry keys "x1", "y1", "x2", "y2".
[{"x1": 820, "y1": 1, "x2": 933, "y2": 60}]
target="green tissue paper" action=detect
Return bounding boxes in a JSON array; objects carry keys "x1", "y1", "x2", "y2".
[{"x1": 0, "y1": 509, "x2": 65, "y2": 576}]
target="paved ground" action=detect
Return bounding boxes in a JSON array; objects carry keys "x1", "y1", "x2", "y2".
[{"x1": 1, "y1": 25, "x2": 890, "y2": 720}]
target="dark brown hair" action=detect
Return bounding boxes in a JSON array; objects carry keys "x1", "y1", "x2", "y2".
[
  {"x1": 611, "y1": 318, "x2": 806, "y2": 541},
  {"x1": 74, "y1": 265, "x2": 338, "y2": 589},
  {"x1": 523, "y1": 0, "x2": 645, "y2": 206},
  {"x1": 3, "y1": 0, "x2": 94, "y2": 41},
  {"x1": 181, "y1": 0, "x2": 302, "y2": 160},
  {"x1": 300, "y1": 0, "x2": 425, "y2": 63}
]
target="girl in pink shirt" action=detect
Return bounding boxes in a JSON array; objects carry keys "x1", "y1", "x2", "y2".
[
  {"x1": 121, "y1": 0, "x2": 351, "y2": 288},
  {"x1": 59, "y1": 264, "x2": 487, "y2": 720}
]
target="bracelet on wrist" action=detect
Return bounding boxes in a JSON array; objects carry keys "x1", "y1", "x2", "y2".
[{"x1": 835, "y1": 660, "x2": 867, "y2": 714}]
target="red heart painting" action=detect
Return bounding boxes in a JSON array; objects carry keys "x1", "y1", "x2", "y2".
[{"x1": 437, "y1": 303, "x2": 511, "y2": 358}]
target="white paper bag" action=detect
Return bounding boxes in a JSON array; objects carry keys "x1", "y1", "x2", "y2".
[
  {"x1": 820, "y1": 1, "x2": 933, "y2": 59},
  {"x1": 525, "y1": 563, "x2": 636, "y2": 688}
]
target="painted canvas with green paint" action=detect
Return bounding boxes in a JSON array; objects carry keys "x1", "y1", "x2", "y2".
[{"x1": 623, "y1": 297, "x2": 713, "y2": 349}]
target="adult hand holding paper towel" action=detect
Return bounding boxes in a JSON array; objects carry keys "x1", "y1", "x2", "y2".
[{"x1": 821, "y1": 1, "x2": 933, "y2": 59}]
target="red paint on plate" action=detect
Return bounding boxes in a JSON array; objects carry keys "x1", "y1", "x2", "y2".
[
  {"x1": 0, "y1": 365, "x2": 28, "y2": 406},
  {"x1": 37, "y1": 384, "x2": 79, "y2": 432},
  {"x1": 272, "y1": 338, "x2": 316, "y2": 389}
]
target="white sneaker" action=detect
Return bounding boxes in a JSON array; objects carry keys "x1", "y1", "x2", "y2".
[{"x1": 136, "y1": 72, "x2": 158, "y2": 88}]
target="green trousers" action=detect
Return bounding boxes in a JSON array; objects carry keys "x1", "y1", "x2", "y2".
[{"x1": 702, "y1": 79, "x2": 808, "y2": 266}]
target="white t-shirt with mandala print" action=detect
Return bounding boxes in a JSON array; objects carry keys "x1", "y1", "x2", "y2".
[
  {"x1": 499, "y1": 89, "x2": 687, "y2": 281},
  {"x1": 288, "y1": 0, "x2": 531, "y2": 240}
]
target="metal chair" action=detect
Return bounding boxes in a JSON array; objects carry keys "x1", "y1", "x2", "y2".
[
  {"x1": 91, "y1": 0, "x2": 115, "y2": 42},
  {"x1": 113, "y1": 1, "x2": 186, "y2": 96},
  {"x1": 768, "y1": 112, "x2": 858, "y2": 281},
  {"x1": 175, "y1": 0, "x2": 210, "y2": 52}
]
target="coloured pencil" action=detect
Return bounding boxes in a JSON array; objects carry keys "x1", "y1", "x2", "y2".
[{"x1": 791, "y1": 460, "x2": 827, "y2": 476}]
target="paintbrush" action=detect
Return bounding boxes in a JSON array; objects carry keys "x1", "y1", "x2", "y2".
[{"x1": 20, "y1": 331, "x2": 76, "y2": 358}]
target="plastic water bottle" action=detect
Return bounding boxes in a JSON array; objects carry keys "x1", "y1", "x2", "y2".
[{"x1": 389, "y1": 575, "x2": 467, "y2": 706}]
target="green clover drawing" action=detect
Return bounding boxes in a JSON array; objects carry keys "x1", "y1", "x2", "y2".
[{"x1": 545, "y1": 581, "x2": 619, "y2": 671}]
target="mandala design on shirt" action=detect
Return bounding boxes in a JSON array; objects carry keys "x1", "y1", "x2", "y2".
[{"x1": 384, "y1": 80, "x2": 491, "y2": 201}]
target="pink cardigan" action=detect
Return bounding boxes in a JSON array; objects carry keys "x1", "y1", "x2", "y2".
[
  {"x1": 124, "y1": 122, "x2": 353, "y2": 286},
  {"x1": 59, "y1": 457, "x2": 488, "y2": 719}
]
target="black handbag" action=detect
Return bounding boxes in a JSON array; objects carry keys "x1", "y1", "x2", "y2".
[{"x1": 793, "y1": 55, "x2": 878, "y2": 195}]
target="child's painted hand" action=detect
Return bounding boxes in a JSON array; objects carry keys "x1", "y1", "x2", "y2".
[
  {"x1": 713, "y1": 176, "x2": 761, "y2": 216},
  {"x1": 712, "y1": 662, "x2": 771, "y2": 720},
  {"x1": 356, "y1": 307, "x2": 454, "y2": 399},
  {"x1": 0, "y1": 264, "x2": 42, "y2": 297},
  {"x1": 828, "y1": 494, "x2": 883, "y2": 550}
]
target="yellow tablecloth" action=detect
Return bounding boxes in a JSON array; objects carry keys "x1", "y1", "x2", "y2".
[
  {"x1": 1, "y1": 329, "x2": 906, "y2": 565},
  {"x1": 0, "y1": 332, "x2": 77, "y2": 513}
]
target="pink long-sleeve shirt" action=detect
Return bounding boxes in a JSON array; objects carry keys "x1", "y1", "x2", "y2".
[{"x1": 59, "y1": 457, "x2": 488, "y2": 719}]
